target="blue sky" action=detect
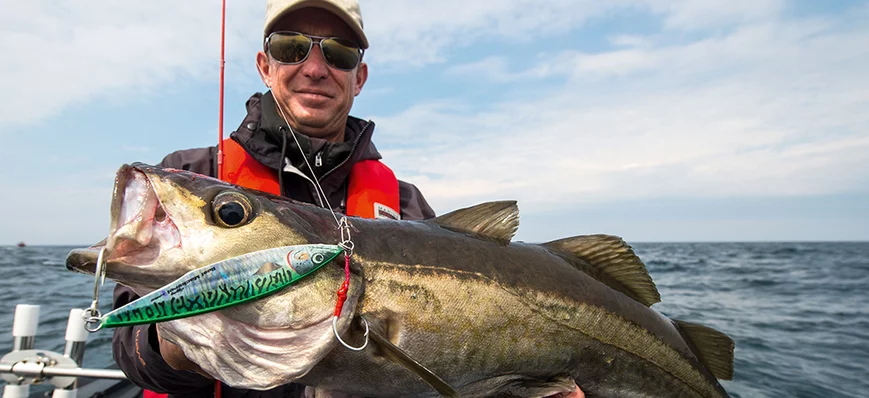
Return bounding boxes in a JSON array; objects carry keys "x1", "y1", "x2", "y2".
[{"x1": 1, "y1": 0, "x2": 867, "y2": 245}]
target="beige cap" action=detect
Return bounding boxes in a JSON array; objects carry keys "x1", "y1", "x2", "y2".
[{"x1": 264, "y1": 0, "x2": 369, "y2": 49}]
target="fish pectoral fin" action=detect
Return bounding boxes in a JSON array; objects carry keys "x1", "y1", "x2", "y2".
[
  {"x1": 466, "y1": 374, "x2": 576, "y2": 398},
  {"x1": 516, "y1": 374, "x2": 577, "y2": 398},
  {"x1": 543, "y1": 234, "x2": 661, "y2": 306},
  {"x1": 674, "y1": 319, "x2": 735, "y2": 380},
  {"x1": 363, "y1": 316, "x2": 460, "y2": 398},
  {"x1": 432, "y1": 201, "x2": 519, "y2": 246}
]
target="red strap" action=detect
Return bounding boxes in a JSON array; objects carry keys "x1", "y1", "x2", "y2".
[{"x1": 143, "y1": 390, "x2": 168, "y2": 398}]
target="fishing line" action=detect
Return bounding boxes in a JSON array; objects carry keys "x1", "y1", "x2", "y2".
[
  {"x1": 274, "y1": 100, "x2": 341, "y2": 226},
  {"x1": 274, "y1": 98, "x2": 368, "y2": 351}
]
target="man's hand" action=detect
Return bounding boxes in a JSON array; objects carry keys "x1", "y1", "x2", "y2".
[
  {"x1": 156, "y1": 324, "x2": 213, "y2": 379},
  {"x1": 563, "y1": 385, "x2": 585, "y2": 398}
]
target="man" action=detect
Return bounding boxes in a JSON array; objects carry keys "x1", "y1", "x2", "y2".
[{"x1": 112, "y1": 1, "x2": 583, "y2": 397}]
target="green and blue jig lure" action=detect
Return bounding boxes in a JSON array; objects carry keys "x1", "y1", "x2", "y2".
[{"x1": 84, "y1": 244, "x2": 343, "y2": 331}]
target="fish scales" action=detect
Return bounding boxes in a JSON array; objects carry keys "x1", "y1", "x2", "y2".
[{"x1": 288, "y1": 218, "x2": 726, "y2": 397}]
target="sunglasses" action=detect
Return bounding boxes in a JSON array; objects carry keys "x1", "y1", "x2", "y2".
[{"x1": 265, "y1": 31, "x2": 363, "y2": 71}]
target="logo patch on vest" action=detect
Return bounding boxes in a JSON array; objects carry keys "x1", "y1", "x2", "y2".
[{"x1": 374, "y1": 202, "x2": 400, "y2": 220}]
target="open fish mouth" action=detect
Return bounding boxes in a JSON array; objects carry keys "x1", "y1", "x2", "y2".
[
  {"x1": 67, "y1": 165, "x2": 181, "y2": 276},
  {"x1": 107, "y1": 166, "x2": 181, "y2": 264}
]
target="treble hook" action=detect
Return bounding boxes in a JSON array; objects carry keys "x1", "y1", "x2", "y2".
[
  {"x1": 82, "y1": 247, "x2": 108, "y2": 332},
  {"x1": 332, "y1": 316, "x2": 369, "y2": 351}
]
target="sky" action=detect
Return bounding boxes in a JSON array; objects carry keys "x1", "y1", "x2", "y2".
[{"x1": 0, "y1": 0, "x2": 867, "y2": 245}]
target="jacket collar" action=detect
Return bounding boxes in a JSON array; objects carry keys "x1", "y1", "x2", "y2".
[{"x1": 230, "y1": 92, "x2": 381, "y2": 187}]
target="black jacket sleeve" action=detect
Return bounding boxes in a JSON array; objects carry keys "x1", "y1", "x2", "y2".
[
  {"x1": 157, "y1": 147, "x2": 217, "y2": 176},
  {"x1": 398, "y1": 180, "x2": 436, "y2": 220}
]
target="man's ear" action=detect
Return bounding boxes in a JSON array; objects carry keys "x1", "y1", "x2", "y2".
[
  {"x1": 256, "y1": 51, "x2": 272, "y2": 88},
  {"x1": 354, "y1": 62, "x2": 368, "y2": 96}
]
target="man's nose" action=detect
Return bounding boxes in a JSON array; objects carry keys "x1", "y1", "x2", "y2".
[{"x1": 301, "y1": 42, "x2": 330, "y2": 79}]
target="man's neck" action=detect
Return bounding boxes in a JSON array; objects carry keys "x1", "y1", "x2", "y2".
[
  {"x1": 291, "y1": 118, "x2": 347, "y2": 143},
  {"x1": 293, "y1": 126, "x2": 344, "y2": 143}
]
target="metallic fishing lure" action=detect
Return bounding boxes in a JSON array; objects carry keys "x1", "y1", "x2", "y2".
[{"x1": 85, "y1": 244, "x2": 343, "y2": 331}]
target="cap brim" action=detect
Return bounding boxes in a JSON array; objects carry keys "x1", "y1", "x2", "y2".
[{"x1": 264, "y1": 0, "x2": 369, "y2": 49}]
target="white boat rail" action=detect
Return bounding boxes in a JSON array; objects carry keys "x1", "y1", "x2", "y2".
[{"x1": 1, "y1": 304, "x2": 129, "y2": 398}]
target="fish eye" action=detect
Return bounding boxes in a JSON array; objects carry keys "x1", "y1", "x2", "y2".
[
  {"x1": 212, "y1": 191, "x2": 254, "y2": 228},
  {"x1": 312, "y1": 253, "x2": 324, "y2": 263}
]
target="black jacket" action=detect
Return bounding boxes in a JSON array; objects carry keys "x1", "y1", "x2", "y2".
[{"x1": 112, "y1": 92, "x2": 435, "y2": 397}]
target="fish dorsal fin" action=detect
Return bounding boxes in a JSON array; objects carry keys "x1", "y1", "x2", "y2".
[
  {"x1": 363, "y1": 316, "x2": 460, "y2": 397},
  {"x1": 543, "y1": 234, "x2": 660, "y2": 306},
  {"x1": 674, "y1": 319, "x2": 735, "y2": 380},
  {"x1": 433, "y1": 201, "x2": 519, "y2": 246}
]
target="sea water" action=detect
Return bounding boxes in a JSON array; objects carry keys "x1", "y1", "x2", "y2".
[{"x1": 1, "y1": 243, "x2": 867, "y2": 397}]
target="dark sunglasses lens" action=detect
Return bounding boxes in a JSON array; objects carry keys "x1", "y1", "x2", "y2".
[
  {"x1": 321, "y1": 38, "x2": 361, "y2": 70},
  {"x1": 269, "y1": 33, "x2": 312, "y2": 64}
]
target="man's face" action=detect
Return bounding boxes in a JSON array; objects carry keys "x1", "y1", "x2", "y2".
[{"x1": 256, "y1": 7, "x2": 368, "y2": 142}]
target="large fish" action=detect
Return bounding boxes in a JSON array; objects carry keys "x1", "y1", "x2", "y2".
[{"x1": 67, "y1": 164, "x2": 734, "y2": 397}]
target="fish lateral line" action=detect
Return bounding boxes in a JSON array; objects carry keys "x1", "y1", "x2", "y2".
[{"x1": 98, "y1": 244, "x2": 343, "y2": 328}]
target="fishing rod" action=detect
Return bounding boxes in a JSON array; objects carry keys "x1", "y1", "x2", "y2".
[{"x1": 218, "y1": 0, "x2": 227, "y2": 181}]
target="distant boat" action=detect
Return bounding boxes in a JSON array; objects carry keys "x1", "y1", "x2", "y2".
[{"x1": 16, "y1": 242, "x2": 26, "y2": 247}]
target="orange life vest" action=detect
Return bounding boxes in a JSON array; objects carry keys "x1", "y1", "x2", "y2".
[{"x1": 222, "y1": 138, "x2": 401, "y2": 220}]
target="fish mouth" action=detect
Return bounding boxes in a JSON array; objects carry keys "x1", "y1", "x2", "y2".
[
  {"x1": 66, "y1": 245, "x2": 103, "y2": 274},
  {"x1": 67, "y1": 165, "x2": 181, "y2": 277}
]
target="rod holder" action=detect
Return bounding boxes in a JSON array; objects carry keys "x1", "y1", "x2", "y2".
[
  {"x1": 3, "y1": 384, "x2": 29, "y2": 398},
  {"x1": 62, "y1": 309, "x2": 88, "y2": 364},
  {"x1": 6, "y1": 305, "x2": 39, "y2": 394},
  {"x1": 52, "y1": 388, "x2": 77, "y2": 397},
  {"x1": 2, "y1": 305, "x2": 128, "y2": 393},
  {"x1": 55, "y1": 309, "x2": 89, "y2": 395},
  {"x1": 12, "y1": 304, "x2": 39, "y2": 351}
]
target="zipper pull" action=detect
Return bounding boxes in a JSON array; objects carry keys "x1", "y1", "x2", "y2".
[{"x1": 315, "y1": 152, "x2": 323, "y2": 168}]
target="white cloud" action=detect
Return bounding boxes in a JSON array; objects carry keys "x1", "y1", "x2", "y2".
[
  {"x1": 0, "y1": 1, "x2": 261, "y2": 128},
  {"x1": 362, "y1": 0, "x2": 640, "y2": 67},
  {"x1": 608, "y1": 35, "x2": 652, "y2": 48},
  {"x1": 0, "y1": 0, "x2": 809, "y2": 128},
  {"x1": 2, "y1": 0, "x2": 637, "y2": 127},
  {"x1": 382, "y1": 10, "x2": 869, "y2": 214},
  {"x1": 647, "y1": 0, "x2": 786, "y2": 31},
  {"x1": 2, "y1": 0, "x2": 867, "y2": 244}
]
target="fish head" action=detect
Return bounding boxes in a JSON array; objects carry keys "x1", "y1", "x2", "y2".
[
  {"x1": 66, "y1": 163, "x2": 364, "y2": 388},
  {"x1": 67, "y1": 163, "x2": 324, "y2": 294}
]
